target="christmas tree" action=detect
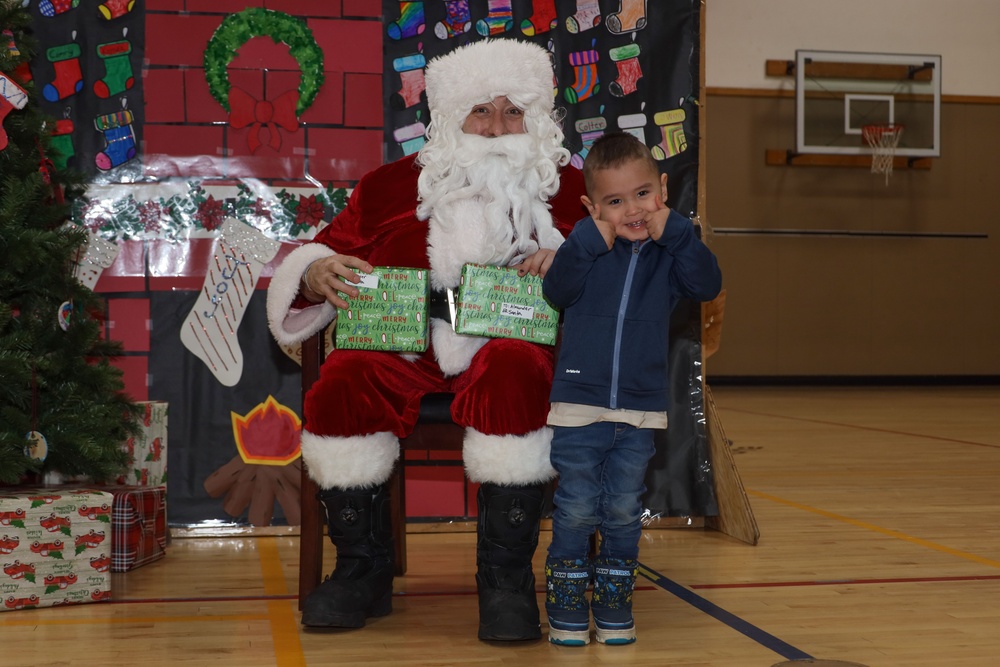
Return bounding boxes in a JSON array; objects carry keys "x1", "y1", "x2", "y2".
[{"x1": 0, "y1": 0, "x2": 139, "y2": 484}]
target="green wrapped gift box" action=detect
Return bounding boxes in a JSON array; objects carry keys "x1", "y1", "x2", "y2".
[
  {"x1": 454, "y1": 264, "x2": 560, "y2": 346},
  {"x1": 335, "y1": 267, "x2": 429, "y2": 352}
]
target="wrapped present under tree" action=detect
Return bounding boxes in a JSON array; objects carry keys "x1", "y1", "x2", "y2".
[{"x1": 0, "y1": 487, "x2": 113, "y2": 611}]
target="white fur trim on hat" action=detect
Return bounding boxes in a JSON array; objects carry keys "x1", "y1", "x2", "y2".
[
  {"x1": 266, "y1": 243, "x2": 338, "y2": 347},
  {"x1": 463, "y1": 427, "x2": 556, "y2": 485},
  {"x1": 425, "y1": 38, "x2": 555, "y2": 121},
  {"x1": 300, "y1": 430, "x2": 400, "y2": 489}
]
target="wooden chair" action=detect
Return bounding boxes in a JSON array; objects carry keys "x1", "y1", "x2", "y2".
[{"x1": 297, "y1": 329, "x2": 465, "y2": 608}]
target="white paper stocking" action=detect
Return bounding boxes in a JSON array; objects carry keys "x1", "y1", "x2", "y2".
[
  {"x1": 72, "y1": 228, "x2": 120, "y2": 291},
  {"x1": 180, "y1": 218, "x2": 280, "y2": 386}
]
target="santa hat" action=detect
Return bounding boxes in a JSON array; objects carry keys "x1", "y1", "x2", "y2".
[{"x1": 424, "y1": 39, "x2": 555, "y2": 122}]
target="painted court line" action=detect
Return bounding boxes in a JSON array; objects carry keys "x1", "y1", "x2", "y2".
[
  {"x1": 638, "y1": 563, "x2": 813, "y2": 662},
  {"x1": 692, "y1": 573, "x2": 1000, "y2": 590},
  {"x1": 258, "y1": 537, "x2": 306, "y2": 667},
  {"x1": 749, "y1": 489, "x2": 1000, "y2": 569},
  {"x1": 724, "y1": 407, "x2": 1000, "y2": 450},
  {"x1": 0, "y1": 613, "x2": 270, "y2": 627}
]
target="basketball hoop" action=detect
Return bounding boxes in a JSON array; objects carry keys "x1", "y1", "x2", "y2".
[{"x1": 862, "y1": 124, "x2": 904, "y2": 184}]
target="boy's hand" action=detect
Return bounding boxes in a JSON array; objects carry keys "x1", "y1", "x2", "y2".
[
  {"x1": 592, "y1": 216, "x2": 616, "y2": 250},
  {"x1": 642, "y1": 174, "x2": 672, "y2": 241},
  {"x1": 583, "y1": 200, "x2": 616, "y2": 250},
  {"x1": 643, "y1": 201, "x2": 671, "y2": 242},
  {"x1": 513, "y1": 248, "x2": 556, "y2": 278}
]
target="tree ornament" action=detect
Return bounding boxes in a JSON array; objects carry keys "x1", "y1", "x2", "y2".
[
  {"x1": 25, "y1": 431, "x2": 49, "y2": 462},
  {"x1": 58, "y1": 301, "x2": 73, "y2": 331}
]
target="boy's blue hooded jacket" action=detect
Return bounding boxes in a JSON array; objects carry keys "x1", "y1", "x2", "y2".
[{"x1": 543, "y1": 209, "x2": 722, "y2": 412}]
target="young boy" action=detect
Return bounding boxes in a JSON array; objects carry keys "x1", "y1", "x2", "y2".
[{"x1": 541, "y1": 132, "x2": 722, "y2": 646}]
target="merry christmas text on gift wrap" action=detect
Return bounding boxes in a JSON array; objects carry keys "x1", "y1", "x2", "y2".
[
  {"x1": 334, "y1": 267, "x2": 428, "y2": 352},
  {"x1": 454, "y1": 265, "x2": 560, "y2": 346}
]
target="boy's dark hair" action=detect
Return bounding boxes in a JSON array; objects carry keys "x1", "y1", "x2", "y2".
[{"x1": 581, "y1": 131, "x2": 659, "y2": 194}]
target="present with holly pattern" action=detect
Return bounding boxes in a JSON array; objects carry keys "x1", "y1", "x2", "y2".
[
  {"x1": 454, "y1": 264, "x2": 560, "y2": 345},
  {"x1": 0, "y1": 488, "x2": 113, "y2": 611},
  {"x1": 334, "y1": 267, "x2": 429, "y2": 352}
]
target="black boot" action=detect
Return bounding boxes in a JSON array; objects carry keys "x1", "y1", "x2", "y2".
[
  {"x1": 300, "y1": 484, "x2": 395, "y2": 628},
  {"x1": 476, "y1": 483, "x2": 544, "y2": 641}
]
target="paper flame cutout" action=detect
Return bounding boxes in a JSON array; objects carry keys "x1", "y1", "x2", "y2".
[{"x1": 231, "y1": 396, "x2": 301, "y2": 465}]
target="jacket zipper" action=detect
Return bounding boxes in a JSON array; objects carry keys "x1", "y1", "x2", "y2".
[{"x1": 609, "y1": 241, "x2": 643, "y2": 409}]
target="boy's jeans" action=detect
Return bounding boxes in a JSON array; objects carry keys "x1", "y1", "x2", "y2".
[{"x1": 548, "y1": 422, "x2": 656, "y2": 560}]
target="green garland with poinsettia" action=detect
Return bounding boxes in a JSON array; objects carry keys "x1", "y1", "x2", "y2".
[{"x1": 72, "y1": 181, "x2": 348, "y2": 241}]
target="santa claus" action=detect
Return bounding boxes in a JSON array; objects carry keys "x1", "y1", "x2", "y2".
[{"x1": 267, "y1": 39, "x2": 586, "y2": 640}]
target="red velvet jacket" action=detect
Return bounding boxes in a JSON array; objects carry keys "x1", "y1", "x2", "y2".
[{"x1": 310, "y1": 154, "x2": 588, "y2": 268}]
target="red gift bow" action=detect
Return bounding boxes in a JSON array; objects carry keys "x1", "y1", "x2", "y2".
[{"x1": 228, "y1": 87, "x2": 300, "y2": 153}]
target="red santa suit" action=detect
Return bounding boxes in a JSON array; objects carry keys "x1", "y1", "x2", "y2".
[
  {"x1": 266, "y1": 38, "x2": 583, "y2": 639},
  {"x1": 268, "y1": 152, "x2": 585, "y2": 487}
]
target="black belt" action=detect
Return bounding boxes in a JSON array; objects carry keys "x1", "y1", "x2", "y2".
[{"x1": 427, "y1": 289, "x2": 454, "y2": 324}]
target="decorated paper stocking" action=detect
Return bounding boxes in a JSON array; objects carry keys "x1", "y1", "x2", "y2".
[
  {"x1": 565, "y1": 0, "x2": 601, "y2": 34},
  {"x1": 434, "y1": 0, "x2": 471, "y2": 39},
  {"x1": 42, "y1": 43, "x2": 83, "y2": 103},
  {"x1": 181, "y1": 219, "x2": 281, "y2": 387},
  {"x1": 475, "y1": 0, "x2": 513, "y2": 36},
  {"x1": 394, "y1": 120, "x2": 426, "y2": 156},
  {"x1": 94, "y1": 109, "x2": 137, "y2": 170},
  {"x1": 387, "y1": 1, "x2": 426, "y2": 40},
  {"x1": 98, "y1": 0, "x2": 136, "y2": 20},
  {"x1": 71, "y1": 228, "x2": 120, "y2": 291},
  {"x1": 650, "y1": 109, "x2": 688, "y2": 160},
  {"x1": 520, "y1": 0, "x2": 557, "y2": 36},
  {"x1": 0, "y1": 73, "x2": 29, "y2": 151},
  {"x1": 606, "y1": 0, "x2": 647, "y2": 34},
  {"x1": 4, "y1": 29, "x2": 31, "y2": 82},
  {"x1": 390, "y1": 53, "x2": 426, "y2": 110},
  {"x1": 570, "y1": 123, "x2": 605, "y2": 169},
  {"x1": 39, "y1": 0, "x2": 80, "y2": 17},
  {"x1": 93, "y1": 40, "x2": 134, "y2": 98},
  {"x1": 563, "y1": 44, "x2": 600, "y2": 104},
  {"x1": 50, "y1": 118, "x2": 75, "y2": 170},
  {"x1": 619, "y1": 111, "x2": 647, "y2": 141},
  {"x1": 609, "y1": 43, "x2": 642, "y2": 97}
]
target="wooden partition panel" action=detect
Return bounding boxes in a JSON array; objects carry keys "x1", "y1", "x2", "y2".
[{"x1": 703, "y1": 92, "x2": 1000, "y2": 378}]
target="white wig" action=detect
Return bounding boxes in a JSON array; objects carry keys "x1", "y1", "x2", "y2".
[{"x1": 416, "y1": 38, "x2": 570, "y2": 219}]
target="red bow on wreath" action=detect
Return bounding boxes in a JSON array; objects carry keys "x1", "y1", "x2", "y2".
[{"x1": 228, "y1": 87, "x2": 300, "y2": 153}]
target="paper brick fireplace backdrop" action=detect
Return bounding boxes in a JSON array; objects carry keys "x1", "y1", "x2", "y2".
[
  {"x1": 93, "y1": 1, "x2": 393, "y2": 527},
  {"x1": 30, "y1": 1, "x2": 706, "y2": 527}
]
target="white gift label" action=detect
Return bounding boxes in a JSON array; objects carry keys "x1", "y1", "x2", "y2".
[
  {"x1": 500, "y1": 302, "x2": 534, "y2": 320},
  {"x1": 356, "y1": 273, "x2": 380, "y2": 290}
]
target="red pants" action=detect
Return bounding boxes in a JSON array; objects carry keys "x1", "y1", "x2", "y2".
[{"x1": 304, "y1": 338, "x2": 556, "y2": 439}]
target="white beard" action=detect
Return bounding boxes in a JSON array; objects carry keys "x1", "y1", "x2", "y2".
[
  {"x1": 419, "y1": 133, "x2": 566, "y2": 376},
  {"x1": 422, "y1": 133, "x2": 565, "y2": 291}
]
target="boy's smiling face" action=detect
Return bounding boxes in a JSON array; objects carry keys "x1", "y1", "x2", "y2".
[{"x1": 581, "y1": 157, "x2": 669, "y2": 242}]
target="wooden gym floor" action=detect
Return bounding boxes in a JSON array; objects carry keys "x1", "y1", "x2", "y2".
[{"x1": 1, "y1": 385, "x2": 998, "y2": 666}]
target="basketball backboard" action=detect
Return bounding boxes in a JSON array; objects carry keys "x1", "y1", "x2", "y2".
[{"x1": 795, "y1": 50, "x2": 941, "y2": 157}]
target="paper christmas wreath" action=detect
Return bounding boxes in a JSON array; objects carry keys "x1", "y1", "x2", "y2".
[{"x1": 203, "y1": 8, "x2": 325, "y2": 151}]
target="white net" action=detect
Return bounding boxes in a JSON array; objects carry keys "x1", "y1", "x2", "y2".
[{"x1": 862, "y1": 124, "x2": 904, "y2": 184}]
